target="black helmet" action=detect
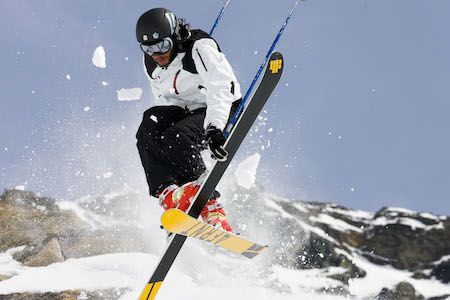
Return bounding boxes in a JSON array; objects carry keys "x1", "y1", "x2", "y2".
[{"x1": 136, "y1": 8, "x2": 178, "y2": 44}]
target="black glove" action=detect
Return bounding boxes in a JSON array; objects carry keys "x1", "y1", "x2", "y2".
[{"x1": 205, "y1": 125, "x2": 228, "y2": 162}]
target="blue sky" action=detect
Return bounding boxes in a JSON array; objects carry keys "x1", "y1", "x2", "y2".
[{"x1": 1, "y1": 0, "x2": 450, "y2": 214}]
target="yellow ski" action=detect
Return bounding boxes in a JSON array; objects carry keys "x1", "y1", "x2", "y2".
[{"x1": 161, "y1": 209, "x2": 268, "y2": 258}]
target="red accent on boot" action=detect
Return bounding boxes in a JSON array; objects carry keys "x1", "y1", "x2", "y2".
[
  {"x1": 200, "y1": 198, "x2": 233, "y2": 232},
  {"x1": 175, "y1": 182, "x2": 200, "y2": 212},
  {"x1": 159, "y1": 182, "x2": 201, "y2": 212},
  {"x1": 159, "y1": 184, "x2": 179, "y2": 210}
]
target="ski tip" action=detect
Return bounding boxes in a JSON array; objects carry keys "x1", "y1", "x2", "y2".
[
  {"x1": 160, "y1": 208, "x2": 184, "y2": 231},
  {"x1": 268, "y1": 52, "x2": 283, "y2": 75}
]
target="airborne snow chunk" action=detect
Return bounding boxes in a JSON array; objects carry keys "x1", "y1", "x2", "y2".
[
  {"x1": 103, "y1": 172, "x2": 113, "y2": 179},
  {"x1": 92, "y1": 46, "x2": 106, "y2": 68},
  {"x1": 234, "y1": 153, "x2": 261, "y2": 189},
  {"x1": 116, "y1": 88, "x2": 142, "y2": 101}
]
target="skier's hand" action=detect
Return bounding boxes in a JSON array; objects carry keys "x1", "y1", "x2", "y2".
[{"x1": 205, "y1": 125, "x2": 228, "y2": 162}]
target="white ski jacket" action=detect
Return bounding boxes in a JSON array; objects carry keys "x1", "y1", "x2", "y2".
[{"x1": 144, "y1": 38, "x2": 242, "y2": 131}]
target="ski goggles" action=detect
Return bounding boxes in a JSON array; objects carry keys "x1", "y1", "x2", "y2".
[{"x1": 140, "y1": 37, "x2": 173, "y2": 56}]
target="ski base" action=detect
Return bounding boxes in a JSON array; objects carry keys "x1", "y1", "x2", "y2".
[{"x1": 161, "y1": 209, "x2": 268, "y2": 258}]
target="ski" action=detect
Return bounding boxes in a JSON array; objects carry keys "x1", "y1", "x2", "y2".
[
  {"x1": 139, "y1": 51, "x2": 284, "y2": 300},
  {"x1": 161, "y1": 209, "x2": 268, "y2": 258}
]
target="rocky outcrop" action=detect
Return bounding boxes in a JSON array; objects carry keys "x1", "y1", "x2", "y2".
[
  {"x1": 14, "y1": 237, "x2": 64, "y2": 267},
  {"x1": 265, "y1": 198, "x2": 449, "y2": 280},
  {"x1": 0, "y1": 189, "x2": 153, "y2": 266},
  {"x1": 0, "y1": 189, "x2": 89, "y2": 253},
  {"x1": 362, "y1": 207, "x2": 450, "y2": 271},
  {"x1": 0, "y1": 289, "x2": 128, "y2": 300}
]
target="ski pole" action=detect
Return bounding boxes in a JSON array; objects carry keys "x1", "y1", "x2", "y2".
[
  {"x1": 224, "y1": 0, "x2": 300, "y2": 137},
  {"x1": 209, "y1": 0, "x2": 231, "y2": 36}
]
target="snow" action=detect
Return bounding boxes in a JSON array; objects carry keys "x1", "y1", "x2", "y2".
[
  {"x1": 234, "y1": 153, "x2": 261, "y2": 189},
  {"x1": 65, "y1": 74, "x2": 71, "y2": 80},
  {"x1": 272, "y1": 265, "x2": 345, "y2": 294},
  {"x1": 383, "y1": 207, "x2": 417, "y2": 215},
  {"x1": 419, "y1": 212, "x2": 442, "y2": 221},
  {"x1": 0, "y1": 248, "x2": 347, "y2": 300},
  {"x1": 309, "y1": 213, "x2": 363, "y2": 233},
  {"x1": 0, "y1": 251, "x2": 152, "y2": 295},
  {"x1": 102, "y1": 172, "x2": 113, "y2": 179},
  {"x1": 264, "y1": 199, "x2": 296, "y2": 220},
  {"x1": 102, "y1": 81, "x2": 109, "y2": 86},
  {"x1": 295, "y1": 218, "x2": 340, "y2": 245},
  {"x1": 14, "y1": 186, "x2": 25, "y2": 191},
  {"x1": 373, "y1": 216, "x2": 444, "y2": 231},
  {"x1": 0, "y1": 247, "x2": 25, "y2": 277},
  {"x1": 432, "y1": 254, "x2": 450, "y2": 265},
  {"x1": 348, "y1": 253, "x2": 450, "y2": 298},
  {"x1": 292, "y1": 202, "x2": 309, "y2": 213},
  {"x1": 83, "y1": 106, "x2": 90, "y2": 112},
  {"x1": 324, "y1": 206, "x2": 374, "y2": 220},
  {"x1": 92, "y1": 46, "x2": 106, "y2": 68},
  {"x1": 116, "y1": 88, "x2": 142, "y2": 101}
]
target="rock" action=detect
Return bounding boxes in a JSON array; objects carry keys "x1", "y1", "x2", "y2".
[
  {"x1": 430, "y1": 259, "x2": 450, "y2": 283},
  {"x1": 377, "y1": 287, "x2": 396, "y2": 300},
  {"x1": 0, "y1": 288, "x2": 128, "y2": 300},
  {"x1": 293, "y1": 232, "x2": 366, "y2": 282},
  {"x1": 376, "y1": 281, "x2": 424, "y2": 300},
  {"x1": 1, "y1": 189, "x2": 59, "y2": 211},
  {"x1": 0, "y1": 189, "x2": 154, "y2": 261},
  {"x1": 0, "y1": 274, "x2": 11, "y2": 281},
  {"x1": 316, "y1": 285, "x2": 349, "y2": 297},
  {"x1": 21, "y1": 237, "x2": 65, "y2": 267},
  {"x1": 0, "y1": 190, "x2": 90, "y2": 252},
  {"x1": 364, "y1": 208, "x2": 450, "y2": 271}
]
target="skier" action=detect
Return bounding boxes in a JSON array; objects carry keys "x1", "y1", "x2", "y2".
[{"x1": 135, "y1": 8, "x2": 242, "y2": 232}]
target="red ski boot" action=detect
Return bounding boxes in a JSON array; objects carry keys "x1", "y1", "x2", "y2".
[
  {"x1": 159, "y1": 181, "x2": 232, "y2": 232},
  {"x1": 200, "y1": 198, "x2": 233, "y2": 232},
  {"x1": 159, "y1": 181, "x2": 201, "y2": 212}
]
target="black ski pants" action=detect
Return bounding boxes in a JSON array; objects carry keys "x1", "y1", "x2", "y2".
[{"x1": 136, "y1": 106, "x2": 207, "y2": 197}]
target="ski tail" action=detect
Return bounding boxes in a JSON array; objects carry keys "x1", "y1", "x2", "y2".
[{"x1": 139, "y1": 282, "x2": 162, "y2": 300}]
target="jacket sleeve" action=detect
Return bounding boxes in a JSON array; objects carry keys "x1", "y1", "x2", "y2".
[{"x1": 191, "y1": 38, "x2": 237, "y2": 131}]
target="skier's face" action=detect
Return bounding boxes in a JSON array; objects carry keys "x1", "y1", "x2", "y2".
[{"x1": 152, "y1": 47, "x2": 174, "y2": 67}]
